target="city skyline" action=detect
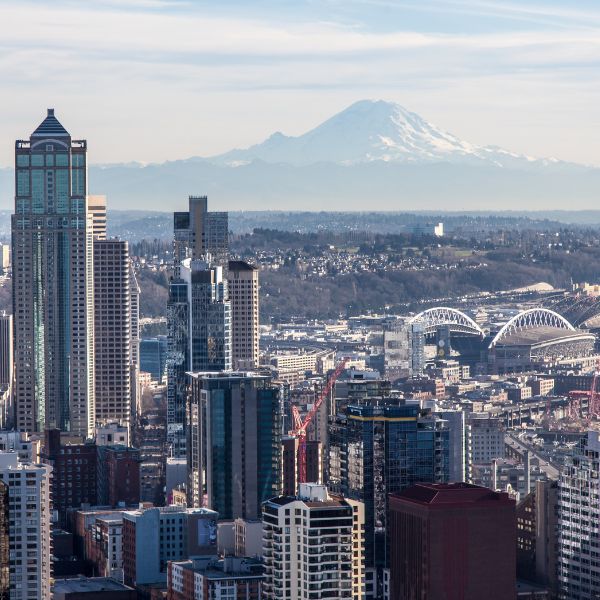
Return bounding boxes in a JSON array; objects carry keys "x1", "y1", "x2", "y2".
[{"x1": 0, "y1": 1, "x2": 600, "y2": 169}]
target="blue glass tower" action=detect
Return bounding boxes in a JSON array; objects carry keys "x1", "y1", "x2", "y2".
[
  {"x1": 12, "y1": 110, "x2": 95, "y2": 436},
  {"x1": 329, "y1": 401, "x2": 449, "y2": 592}
]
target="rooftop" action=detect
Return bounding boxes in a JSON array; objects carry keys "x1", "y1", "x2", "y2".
[
  {"x1": 31, "y1": 108, "x2": 70, "y2": 138},
  {"x1": 53, "y1": 577, "x2": 134, "y2": 593},
  {"x1": 494, "y1": 326, "x2": 595, "y2": 347},
  {"x1": 392, "y1": 482, "x2": 514, "y2": 506}
]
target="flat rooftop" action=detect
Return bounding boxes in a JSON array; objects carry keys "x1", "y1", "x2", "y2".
[{"x1": 53, "y1": 577, "x2": 133, "y2": 593}]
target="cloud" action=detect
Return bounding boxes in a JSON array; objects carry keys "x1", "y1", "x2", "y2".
[{"x1": 0, "y1": 0, "x2": 600, "y2": 167}]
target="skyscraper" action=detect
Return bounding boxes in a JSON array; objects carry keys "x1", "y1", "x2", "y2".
[
  {"x1": 129, "y1": 265, "x2": 141, "y2": 421},
  {"x1": 94, "y1": 238, "x2": 131, "y2": 426},
  {"x1": 12, "y1": 109, "x2": 95, "y2": 436},
  {"x1": 557, "y1": 431, "x2": 600, "y2": 599},
  {"x1": 227, "y1": 260, "x2": 259, "y2": 370},
  {"x1": 187, "y1": 372, "x2": 281, "y2": 519},
  {"x1": 328, "y1": 401, "x2": 449, "y2": 597},
  {"x1": 0, "y1": 453, "x2": 52, "y2": 600},
  {"x1": 167, "y1": 196, "x2": 230, "y2": 454}
]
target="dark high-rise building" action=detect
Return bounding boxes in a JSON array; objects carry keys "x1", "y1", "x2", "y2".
[
  {"x1": 187, "y1": 372, "x2": 281, "y2": 519},
  {"x1": 0, "y1": 480, "x2": 8, "y2": 600},
  {"x1": 140, "y1": 336, "x2": 168, "y2": 383},
  {"x1": 227, "y1": 260, "x2": 259, "y2": 370},
  {"x1": 13, "y1": 109, "x2": 95, "y2": 436},
  {"x1": 388, "y1": 482, "x2": 516, "y2": 600},
  {"x1": 42, "y1": 429, "x2": 97, "y2": 526},
  {"x1": 329, "y1": 401, "x2": 449, "y2": 597},
  {"x1": 94, "y1": 238, "x2": 131, "y2": 427},
  {"x1": 167, "y1": 196, "x2": 230, "y2": 456},
  {"x1": 96, "y1": 445, "x2": 141, "y2": 507}
]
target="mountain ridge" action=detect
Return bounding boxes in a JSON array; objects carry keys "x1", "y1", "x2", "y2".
[{"x1": 0, "y1": 99, "x2": 597, "y2": 210}]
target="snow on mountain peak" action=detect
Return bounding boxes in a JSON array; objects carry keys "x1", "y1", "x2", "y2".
[{"x1": 213, "y1": 100, "x2": 551, "y2": 169}]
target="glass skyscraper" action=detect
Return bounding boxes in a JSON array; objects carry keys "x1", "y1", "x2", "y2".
[
  {"x1": 12, "y1": 109, "x2": 95, "y2": 436},
  {"x1": 167, "y1": 196, "x2": 230, "y2": 455},
  {"x1": 328, "y1": 400, "x2": 449, "y2": 598},
  {"x1": 187, "y1": 372, "x2": 281, "y2": 519}
]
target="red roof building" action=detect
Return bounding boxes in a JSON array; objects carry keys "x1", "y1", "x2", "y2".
[{"x1": 389, "y1": 482, "x2": 516, "y2": 600}]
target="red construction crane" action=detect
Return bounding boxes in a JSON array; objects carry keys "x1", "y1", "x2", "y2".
[
  {"x1": 290, "y1": 358, "x2": 348, "y2": 484},
  {"x1": 589, "y1": 360, "x2": 600, "y2": 418}
]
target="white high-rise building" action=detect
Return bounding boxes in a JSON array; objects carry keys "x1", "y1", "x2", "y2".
[
  {"x1": 557, "y1": 431, "x2": 600, "y2": 599},
  {"x1": 262, "y1": 484, "x2": 365, "y2": 600},
  {"x1": 0, "y1": 453, "x2": 52, "y2": 600}
]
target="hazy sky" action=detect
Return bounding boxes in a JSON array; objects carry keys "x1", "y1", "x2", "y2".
[{"x1": 1, "y1": 0, "x2": 600, "y2": 167}]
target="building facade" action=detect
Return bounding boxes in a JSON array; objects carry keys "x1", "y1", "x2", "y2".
[
  {"x1": 187, "y1": 372, "x2": 281, "y2": 519},
  {"x1": 388, "y1": 482, "x2": 516, "y2": 600},
  {"x1": 94, "y1": 239, "x2": 131, "y2": 426},
  {"x1": 122, "y1": 505, "x2": 218, "y2": 587},
  {"x1": 227, "y1": 260, "x2": 259, "y2": 370},
  {"x1": 167, "y1": 557, "x2": 264, "y2": 600},
  {"x1": 0, "y1": 312, "x2": 13, "y2": 429},
  {"x1": 262, "y1": 484, "x2": 365, "y2": 600},
  {"x1": 167, "y1": 196, "x2": 230, "y2": 456},
  {"x1": 0, "y1": 453, "x2": 52, "y2": 600},
  {"x1": 12, "y1": 109, "x2": 95, "y2": 436},
  {"x1": 557, "y1": 431, "x2": 600, "y2": 599},
  {"x1": 328, "y1": 401, "x2": 449, "y2": 597}
]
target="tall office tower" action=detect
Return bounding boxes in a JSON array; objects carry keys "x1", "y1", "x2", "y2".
[
  {"x1": 12, "y1": 109, "x2": 95, "y2": 436},
  {"x1": 0, "y1": 453, "x2": 52, "y2": 600},
  {"x1": 227, "y1": 260, "x2": 259, "y2": 370},
  {"x1": 129, "y1": 266, "x2": 141, "y2": 420},
  {"x1": 0, "y1": 312, "x2": 13, "y2": 428},
  {"x1": 167, "y1": 196, "x2": 229, "y2": 455},
  {"x1": 140, "y1": 336, "x2": 168, "y2": 383},
  {"x1": 388, "y1": 482, "x2": 516, "y2": 600},
  {"x1": 262, "y1": 483, "x2": 365, "y2": 600},
  {"x1": 173, "y1": 196, "x2": 229, "y2": 266},
  {"x1": 557, "y1": 431, "x2": 600, "y2": 599},
  {"x1": 187, "y1": 372, "x2": 281, "y2": 519},
  {"x1": 88, "y1": 194, "x2": 107, "y2": 239},
  {"x1": 167, "y1": 257, "x2": 231, "y2": 455},
  {"x1": 94, "y1": 239, "x2": 131, "y2": 426},
  {"x1": 329, "y1": 401, "x2": 449, "y2": 598}
]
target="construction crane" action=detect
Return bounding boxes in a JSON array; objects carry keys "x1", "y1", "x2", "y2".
[
  {"x1": 590, "y1": 361, "x2": 600, "y2": 419},
  {"x1": 567, "y1": 360, "x2": 600, "y2": 421},
  {"x1": 290, "y1": 358, "x2": 348, "y2": 484}
]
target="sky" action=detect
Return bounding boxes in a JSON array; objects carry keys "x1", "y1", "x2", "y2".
[{"x1": 1, "y1": 0, "x2": 600, "y2": 167}]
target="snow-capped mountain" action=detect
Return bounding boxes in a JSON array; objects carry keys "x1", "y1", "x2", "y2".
[{"x1": 212, "y1": 99, "x2": 559, "y2": 169}]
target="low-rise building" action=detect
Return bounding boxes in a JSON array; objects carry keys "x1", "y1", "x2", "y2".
[
  {"x1": 167, "y1": 557, "x2": 263, "y2": 600},
  {"x1": 123, "y1": 505, "x2": 219, "y2": 587}
]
